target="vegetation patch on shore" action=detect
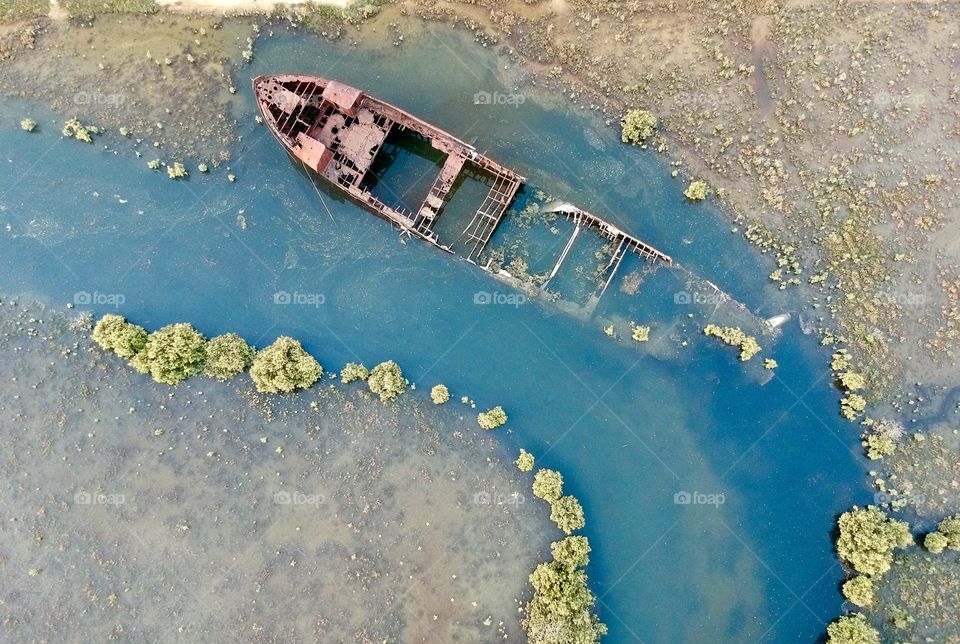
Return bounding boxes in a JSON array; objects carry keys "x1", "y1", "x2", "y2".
[
  {"x1": 521, "y1": 464, "x2": 605, "y2": 642},
  {"x1": 63, "y1": 0, "x2": 158, "y2": 19},
  {"x1": 85, "y1": 307, "x2": 607, "y2": 642},
  {"x1": 0, "y1": 296, "x2": 559, "y2": 642},
  {"x1": 478, "y1": 405, "x2": 507, "y2": 430},
  {"x1": 0, "y1": 0, "x2": 48, "y2": 23}
]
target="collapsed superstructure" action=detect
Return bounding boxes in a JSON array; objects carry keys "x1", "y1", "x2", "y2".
[{"x1": 254, "y1": 74, "x2": 672, "y2": 294}]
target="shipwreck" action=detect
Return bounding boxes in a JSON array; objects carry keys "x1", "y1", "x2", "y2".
[{"x1": 253, "y1": 74, "x2": 671, "y2": 302}]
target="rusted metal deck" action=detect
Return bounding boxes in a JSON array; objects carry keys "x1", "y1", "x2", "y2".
[{"x1": 254, "y1": 74, "x2": 670, "y2": 303}]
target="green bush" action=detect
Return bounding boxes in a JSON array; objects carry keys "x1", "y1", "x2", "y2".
[
  {"x1": 92, "y1": 314, "x2": 147, "y2": 358},
  {"x1": 838, "y1": 371, "x2": 866, "y2": 391},
  {"x1": 203, "y1": 333, "x2": 255, "y2": 381},
  {"x1": 63, "y1": 0, "x2": 159, "y2": 17},
  {"x1": 430, "y1": 384, "x2": 450, "y2": 404},
  {"x1": 831, "y1": 350, "x2": 853, "y2": 371},
  {"x1": 841, "y1": 576, "x2": 874, "y2": 607},
  {"x1": 0, "y1": 0, "x2": 49, "y2": 23},
  {"x1": 249, "y1": 336, "x2": 323, "y2": 393},
  {"x1": 863, "y1": 433, "x2": 895, "y2": 460},
  {"x1": 137, "y1": 323, "x2": 207, "y2": 385},
  {"x1": 166, "y1": 161, "x2": 188, "y2": 180},
  {"x1": 20, "y1": 118, "x2": 37, "y2": 132},
  {"x1": 825, "y1": 614, "x2": 879, "y2": 644},
  {"x1": 630, "y1": 323, "x2": 650, "y2": 342},
  {"x1": 620, "y1": 109, "x2": 657, "y2": 145},
  {"x1": 924, "y1": 531, "x2": 948, "y2": 554},
  {"x1": 684, "y1": 180, "x2": 711, "y2": 201},
  {"x1": 477, "y1": 405, "x2": 507, "y2": 429},
  {"x1": 367, "y1": 360, "x2": 406, "y2": 401},
  {"x1": 841, "y1": 394, "x2": 867, "y2": 420},
  {"x1": 532, "y1": 469, "x2": 564, "y2": 503},
  {"x1": 516, "y1": 449, "x2": 535, "y2": 473},
  {"x1": 550, "y1": 495, "x2": 586, "y2": 535},
  {"x1": 551, "y1": 536, "x2": 591, "y2": 569},
  {"x1": 703, "y1": 324, "x2": 760, "y2": 361},
  {"x1": 936, "y1": 514, "x2": 960, "y2": 550},
  {"x1": 523, "y1": 559, "x2": 607, "y2": 643},
  {"x1": 62, "y1": 118, "x2": 99, "y2": 143},
  {"x1": 836, "y1": 507, "x2": 912, "y2": 576},
  {"x1": 340, "y1": 362, "x2": 369, "y2": 384}
]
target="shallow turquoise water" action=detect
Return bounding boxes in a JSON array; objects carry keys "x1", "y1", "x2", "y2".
[{"x1": 0, "y1": 26, "x2": 870, "y2": 642}]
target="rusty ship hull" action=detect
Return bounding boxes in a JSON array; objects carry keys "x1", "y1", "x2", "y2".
[{"x1": 253, "y1": 74, "x2": 671, "y2": 292}]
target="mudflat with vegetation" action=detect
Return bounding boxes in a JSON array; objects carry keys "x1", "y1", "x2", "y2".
[{"x1": 1, "y1": 0, "x2": 960, "y2": 642}]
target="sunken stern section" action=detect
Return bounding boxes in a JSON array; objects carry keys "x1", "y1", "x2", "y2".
[{"x1": 254, "y1": 74, "x2": 671, "y2": 296}]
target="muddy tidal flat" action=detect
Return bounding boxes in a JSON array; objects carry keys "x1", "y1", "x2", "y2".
[{"x1": 0, "y1": 297, "x2": 547, "y2": 642}]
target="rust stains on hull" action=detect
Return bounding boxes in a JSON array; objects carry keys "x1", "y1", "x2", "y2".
[{"x1": 253, "y1": 74, "x2": 672, "y2": 296}]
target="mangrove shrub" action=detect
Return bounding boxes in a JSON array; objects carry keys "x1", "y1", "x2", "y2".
[
  {"x1": 431, "y1": 384, "x2": 450, "y2": 404},
  {"x1": 684, "y1": 180, "x2": 711, "y2": 201},
  {"x1": 841, "y1": 576, "x2": 874, "y2": 607},
  {"x1": 631, "y1": 323, "x2": 650, "y2": 342},
  {"x1": 551, "y1": 495, "x2": 586, "y2": 535},
  {"x1": 92, "y1": 314, "x2": 147, "y2": 359},
  {"x1": 620, "y1": 109, "x2": 656, "y2": 145},
  {"x1": 936, "y1": 514, "x2": 960, "y2": 550},
  {"x1": 250, "y1": 336, "x2": 323, "y2": 393},
  {"x1": 135, "y1": 323, "x2": 207, "y2": 385},
  {"x1": 62, "y1": 118, "x2": 99, "y2": 143},
  {"x1": 532, "y1": 469, "x2": 564, "y2": 503},
  {"x1": 204, "y1": 333, "x2": 255, "y2": 381},
  {"x1": 836, "y1": 506, "x2": 912, "y2": 576},
  {"x1": 551, "y1": 536, "x2": 591, "y2": 569},
  {"x1": 516, "y1": 449, "x2": 535, "y2": 473},
  {"x1": 863, "y1": 433, "x2": 895, "y2": 460},
  {"x1": 477, "y1": 405, "x2": 507, "y2": 429},
  {"x1": 825, "y1": 614, "x2": 879, "y2": 644},
  {"x1": 367, "y1": 360, "x2": 406, "y2": 401},
  {"x1": 703, "y1": 324, "x2": 760, "y2": 361},
  {"x1": 340, "y1": 362, "x2": 369, "y2": 384},
  {"x1": 924, "y1": 531, "x2": 948, "y2": 554},
  {"x1": 841, "y1": 394, "x2": 867, "y2": 420},
  {"x1": 167, "y1": 162, "x2": 188, "y2": 179},
  {"x1": 523, "y1": 556, "x2": 606, "y2": 643},
  {"x1": 838, "y1": 371, "x2": 866, "y2": 391}
]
